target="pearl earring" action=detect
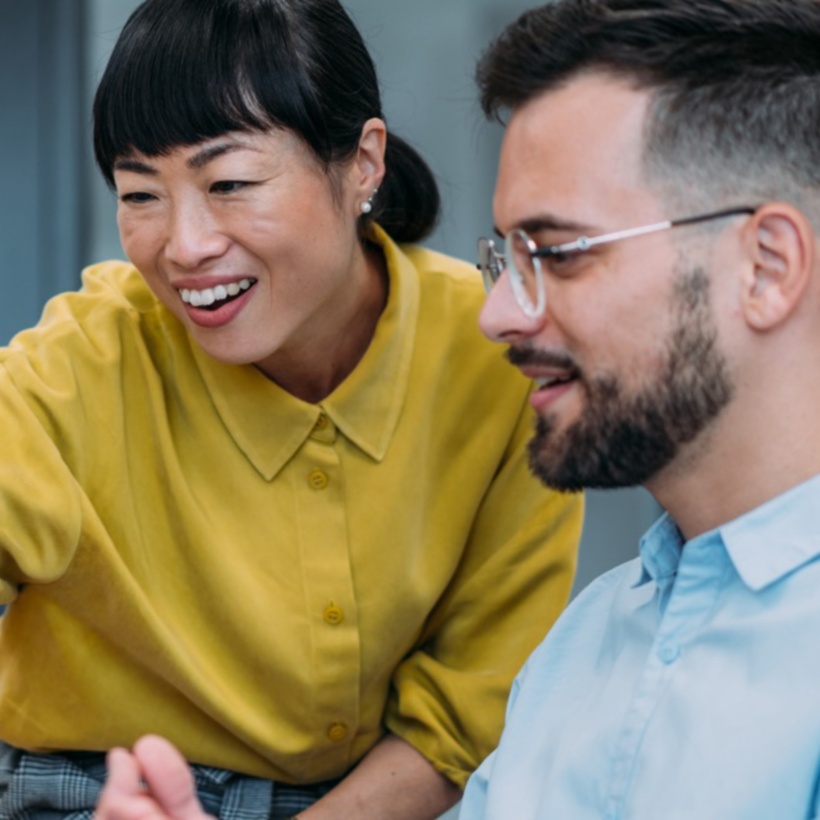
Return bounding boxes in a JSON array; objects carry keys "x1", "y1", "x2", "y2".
[{"x1": 360, "y1": 187, "x2": 379, "y2": 215}]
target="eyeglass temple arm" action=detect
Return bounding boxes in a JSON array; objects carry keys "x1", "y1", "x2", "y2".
[
  {"x1": 670, "y1": 206, "x2": 758, "y2": 228},
  {"x1": 534, "y1": 206, "x2": 759, "y2": 256}
]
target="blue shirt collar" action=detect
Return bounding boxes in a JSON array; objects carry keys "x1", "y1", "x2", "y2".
[
  {"x1": 635, "y1": 473, "x2": 820, "y2": 592},
  {"x1": 635, "y1": 514, "x2": 684, "y2": 588},
  {"x1": 721, "y1": 474, "x2": 820, "y2": 591}
]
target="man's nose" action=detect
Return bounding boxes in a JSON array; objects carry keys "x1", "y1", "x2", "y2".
[{"x1": 479, "y1": 270, "x2": 546, "y2": 344}]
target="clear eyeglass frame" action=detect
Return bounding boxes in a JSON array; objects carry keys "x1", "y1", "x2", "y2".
[{"x1": 477, "y1": 206, "x2": 758, "y2": 319}]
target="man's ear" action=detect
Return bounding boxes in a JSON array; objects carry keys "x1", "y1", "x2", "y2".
[{"x1": 740, "y1": 203, "x2": 815, "y2": 331}]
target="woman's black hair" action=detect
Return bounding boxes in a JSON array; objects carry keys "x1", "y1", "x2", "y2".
[{"x1": 93, "y1": 0, "x2": 439, "y2": 243}]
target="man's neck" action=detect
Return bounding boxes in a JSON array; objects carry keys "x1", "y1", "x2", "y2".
[{"x1": 646, "y1": 410, "x2": 820, "y2": 542}]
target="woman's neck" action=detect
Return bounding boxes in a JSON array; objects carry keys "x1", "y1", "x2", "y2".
[{"x1": 254, "y1": 241, "x2": 389, "y2": 403}]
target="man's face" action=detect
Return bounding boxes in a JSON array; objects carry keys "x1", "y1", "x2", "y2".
[{"x1": 480, "y1": 72, "x2": 733, "y2": 491}]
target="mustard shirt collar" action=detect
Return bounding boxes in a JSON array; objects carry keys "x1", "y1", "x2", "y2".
[{"x1": 188, "y1": 225, "x2": 418, "y2": 480}]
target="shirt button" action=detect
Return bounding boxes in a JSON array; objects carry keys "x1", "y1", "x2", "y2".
[
  {"x1": 313, "y1": 413, "x2": 329, "y2": 433},
  {"x1": 327, "y1": 723, "x2": 348, "y2": 742},
  {"x1": 323, "y1": 605, "x2": 344, "y2": 625},
  {"x1": 658, "y1": 643, "x2": 680, "y2": 664},
  {"x1": 308, "y1": 469, "x2": 328, "y2": 490}
]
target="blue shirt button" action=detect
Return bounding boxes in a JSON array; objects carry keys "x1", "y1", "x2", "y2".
[{"x1": 658, "y1": 643, "x2": 680, "y2": 664}]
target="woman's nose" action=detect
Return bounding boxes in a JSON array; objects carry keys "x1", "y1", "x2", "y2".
[{"x1": 164, "y1": 203, "x2": 230, "y2": 269}]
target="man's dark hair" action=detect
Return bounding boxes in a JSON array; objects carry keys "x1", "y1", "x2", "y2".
[
  {"x1": 94, "y1": 0, "x2": 439, "y2": 243},
  {"x1": 477, "y1": 0, "x2": 820, "y2": 219}
]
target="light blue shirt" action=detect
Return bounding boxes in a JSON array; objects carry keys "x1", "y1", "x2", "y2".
[{"x1": 462, "y1": 475, "x2": 820, "y2": 819}]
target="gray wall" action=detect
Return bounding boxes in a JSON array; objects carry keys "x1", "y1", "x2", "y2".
[
  {"x1": 2, "y1": 0, "x2": 659, "y2": 604},
  {"x1": 0, "y1": 0, "x2": 87, "y2": 338}
]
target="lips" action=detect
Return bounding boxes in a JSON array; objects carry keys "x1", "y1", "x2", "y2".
[
  {"x1": 521, "y1": 365, "x2": 580, "y2": 393},
  {"x1": 534, "y1": 372, "x2": 576, "y2": 390},
  {"x1": 506, "y1": 345, "x2": 579, "y2": 386},
  {"x1": 174, "y1": 277, "x2": 259, "y2": 329},
  {"x1": 179, "y1": 278, "x2": 256, "y2": 311}
]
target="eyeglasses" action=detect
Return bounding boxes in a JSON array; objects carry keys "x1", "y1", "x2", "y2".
[{"x1": 477, "y1": 206, "x2": 758, "y2": 319}]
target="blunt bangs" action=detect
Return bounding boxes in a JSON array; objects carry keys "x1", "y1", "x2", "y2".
[
  {"x1": 94, "y1": 0, "x2": 327, "y2": 187},
  {"x1": 92, "y1": 0, "x2": 439, "y2": 242}
]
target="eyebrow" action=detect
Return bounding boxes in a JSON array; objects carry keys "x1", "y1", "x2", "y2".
[
  {"x1": 113, "y1": 142, "x2": 254, "y2": 175},
  {"x1": 493, "y1": 214, "x2": 598, "y2": 239},
  {"x1": 186, "y1": 142, "x2": 248, "y2": 169}
]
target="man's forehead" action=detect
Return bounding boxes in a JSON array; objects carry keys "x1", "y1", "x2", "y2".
[
  {"x1": 505, "y1": 72, "x2": 649, "y2": 155},
  {"x1": 494, "y1": 72, "x2": 655, "y2": 230}
]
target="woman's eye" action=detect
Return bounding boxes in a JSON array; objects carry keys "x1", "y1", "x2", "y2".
[
  {"x1": 210, "y1": 180, "x2": 250, "y2": 194},
  {"x1": 120, "y1": 191, "x2": 156, "y2": 205}
]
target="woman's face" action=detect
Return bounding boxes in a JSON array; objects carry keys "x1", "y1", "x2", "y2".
[{"x1": 114, "y1": 128, "x2": 381, "y2": 378}]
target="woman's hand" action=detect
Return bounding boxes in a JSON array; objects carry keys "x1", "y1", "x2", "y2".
[{"x1": 95, "y1": 735, "x2": 212, "y2": 820}]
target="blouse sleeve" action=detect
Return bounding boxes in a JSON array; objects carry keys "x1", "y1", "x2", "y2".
[
  {"x1": 383, "y1": 395, "x2": 583, "y2": 788},
  {"x1": 0, "y1": 357, "x2": 84, "y2": 603}
]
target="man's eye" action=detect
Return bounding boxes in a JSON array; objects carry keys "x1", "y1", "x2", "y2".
[
  {"x1": 210, "y1": 180, "x2": 249, "y2": 194},
  {"x1": 543, "y1": 249, "x2": 582, "y2": 275}
]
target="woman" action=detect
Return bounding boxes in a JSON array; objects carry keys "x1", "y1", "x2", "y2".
[{"x1": 0, "y1": 0, "x2": 582, "y2": 817}]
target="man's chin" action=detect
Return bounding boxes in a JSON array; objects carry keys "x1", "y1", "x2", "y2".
[
  {"x1": 526, "y1": 419, "x2": 655, "y2": 492},
  {"x1": 526, "y1": 426, "x2": 588, "y2": 493}
]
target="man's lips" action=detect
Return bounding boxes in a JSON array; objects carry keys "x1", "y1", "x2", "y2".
[
  {"x1": 507, "y1": 345, "x2": 580, "y2": 389},
  {"x1": 532, "y1": 372, "x2": 577, "y2": 390}
]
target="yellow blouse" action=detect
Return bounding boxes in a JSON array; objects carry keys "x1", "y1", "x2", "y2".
[{"x1": 0, "y1": 227, "x2": 582, "y2": 787}]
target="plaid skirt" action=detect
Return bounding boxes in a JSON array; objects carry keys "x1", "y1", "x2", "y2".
[{"x1": 0, "y1": 742, "x2": 340, "y2": 819}]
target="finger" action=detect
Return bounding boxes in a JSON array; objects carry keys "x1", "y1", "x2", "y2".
[
  {"x1": 96, "y1": 747, "x2": 155, "y2": 820},
  {"x1": 105, "y1": 747, "x2": 144, "y2": 796},
  {"x1": 133, "y1": 735, "x2": 211, "y2": 820}
]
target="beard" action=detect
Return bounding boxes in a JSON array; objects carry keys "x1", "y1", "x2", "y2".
[{"x1": 517, "y1": 264, "x2": 733, "y2": 492}]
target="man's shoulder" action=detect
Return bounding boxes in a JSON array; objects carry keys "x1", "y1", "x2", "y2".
[{"x1": 519, "y1": 556, "x2": 644, "y2": 676}]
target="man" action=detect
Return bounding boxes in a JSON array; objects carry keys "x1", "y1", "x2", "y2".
[
  {"x1": 461, "y1": 0, "x2": 820, "y2": 817},
  {"x1": 97, "y1": 0, "x2": 820, "y2": 817}
]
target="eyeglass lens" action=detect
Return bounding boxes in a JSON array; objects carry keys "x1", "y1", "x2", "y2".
[
  {"x1": 508, "y1": 229, "x2": 542, "y2": 315},
  {"x1": 477, "y1": 238, "x2": 501, "y2": 291}
]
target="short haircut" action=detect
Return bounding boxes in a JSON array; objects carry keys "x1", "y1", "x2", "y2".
[
  {"x1": 94, "y1": 0, "x2": 439, "y2": 242},
  {"x1": 476, "y1": 0, "x2": 820, "y2": 221}
]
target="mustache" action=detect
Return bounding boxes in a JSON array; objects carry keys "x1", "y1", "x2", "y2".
[{"x1": 506, "y1": 344, "x2": 579, "y2": 373}]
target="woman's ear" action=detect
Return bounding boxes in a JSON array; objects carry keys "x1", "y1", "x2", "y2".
[
  {"x1": 740, "y1": 203, "x2": 814, "y2": 331},
  {"x1": 355, "y1": 117, "x2": 387, "y2": 194}
]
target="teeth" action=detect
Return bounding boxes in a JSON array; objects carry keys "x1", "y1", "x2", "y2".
[
  {"x1": 535, "y1": 375, "x2": 573, "y2": 389},
  {"x1": 180, "y1": 279, "x2": 254, "y2": 307}
]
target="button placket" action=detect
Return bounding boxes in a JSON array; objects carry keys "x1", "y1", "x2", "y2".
[
  {"x1": 309, "y1": 412, "x2": 336, "y2": 443},
  {"x1": 308, "y1": 469, "x2": 329, "y2": 490},
  {"x1": 294, "y1": 428, "x2": 360, "y2": 757},
  {"x1": 323, "y1": 604, "x2": 344, "y2": 625}
]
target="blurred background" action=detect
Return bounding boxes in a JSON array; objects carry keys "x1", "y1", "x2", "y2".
[{"x1": 0, "y1": 0, "x2": 659, "y2": 598}]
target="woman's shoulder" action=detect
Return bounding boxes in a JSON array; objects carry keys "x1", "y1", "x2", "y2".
[
  {"x1": 79, "y1": 260, "x2": 162, "y2": 314},
  {"x1": 400, "y1": 243, "x2": 483, "y2": 292},
  {"x1": 2, "y1": 261, "x2": 171, "y2": 375},
  {"x1": 396, "y1": 242, "x2": 490, "y2": 333},
  {"x1": 23, "y1": 261, "x2": 160, "y2": 339},
  {"x1": 392, "y1": 242, "x2": 532, "y2": 400}
]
